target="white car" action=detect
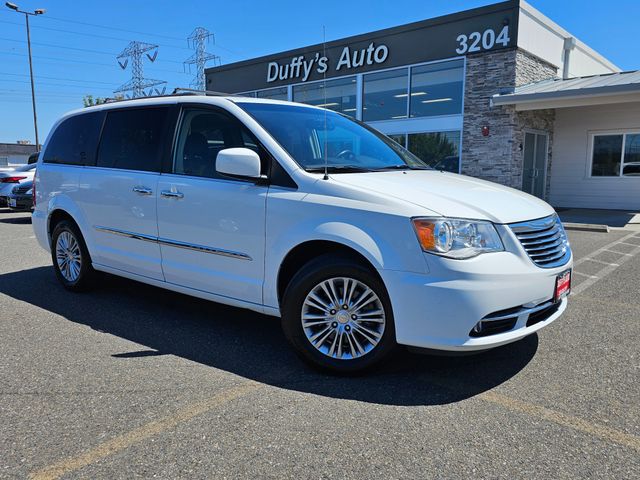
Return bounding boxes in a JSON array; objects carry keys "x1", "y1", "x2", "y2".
[
  {"x1": 0, "y1": 163, "x2": 36, "y2": 206},
  {"x1": 33, "y1": 95, "x2": 572, "y2": 373}
]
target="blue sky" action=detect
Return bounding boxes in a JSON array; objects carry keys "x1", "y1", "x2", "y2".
[{"x1": 1, "y1": 0, "x2": 638, "y2": 144}]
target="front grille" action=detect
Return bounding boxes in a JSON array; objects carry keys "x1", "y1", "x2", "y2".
[{"x1": 509, "y1": 215, "x2": 570, "y2": 268}]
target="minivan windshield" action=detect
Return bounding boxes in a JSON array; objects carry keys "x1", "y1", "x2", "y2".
[{"x1": 237, "y1": 102, "x2": 429, "y2": 172}]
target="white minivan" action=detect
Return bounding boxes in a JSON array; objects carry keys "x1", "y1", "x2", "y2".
[{"x1": 33, "y1": 95, "x2": 572, "y2": 373}]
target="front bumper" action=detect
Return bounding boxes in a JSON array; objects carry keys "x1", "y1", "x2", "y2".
[{"x1": 380, "y1": 248, "x2": 572, "y2": 352}]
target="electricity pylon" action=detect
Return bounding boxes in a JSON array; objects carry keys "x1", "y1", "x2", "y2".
[
  {"x1": 184, "y1": 27, "x2": 220, "y2": 91},
  {"x1": 114, "y1": 41, "x2": 167, "y2": 98}
]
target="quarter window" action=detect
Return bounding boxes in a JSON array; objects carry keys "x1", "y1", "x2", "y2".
[
  {"x1": 591, "y1": 133, "x2": 640, "y2": 177},
  {"x1": 43, "y1": 111, "x2": 104, "y2": 166},
  {"x1": 173, "y1": 109, "x2": 268, "y2": 179},
  {"x1": 97, "y1": 108, "x2": 169, "y2": 172}
]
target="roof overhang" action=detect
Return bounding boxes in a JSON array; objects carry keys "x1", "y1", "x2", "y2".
[{"x1": 492, "y1": 79, "x2": 640, "y2": 111}]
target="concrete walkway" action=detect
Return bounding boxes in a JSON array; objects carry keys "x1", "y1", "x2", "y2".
[{"x1": 557, "y1": 208, "x2": 640, "y2": 232}]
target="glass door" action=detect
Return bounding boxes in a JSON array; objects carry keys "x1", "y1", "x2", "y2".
[{"x1": 522, "y1": 131, "x2": 549, "y2": 198}]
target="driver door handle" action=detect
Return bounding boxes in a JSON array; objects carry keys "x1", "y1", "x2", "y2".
[
  {"x1": 132, "y1": 186, "x2": 153, "y2": 195},
  {"x1": 161, "y1": 190, "x2": 184, "y2": 199}
]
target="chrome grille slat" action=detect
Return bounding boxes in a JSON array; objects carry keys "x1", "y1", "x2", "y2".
[
  {"x1": 509, "y1": 214, "x2": 571, "y2": 268},
  {"x1": 519, "y1": 231, "x2": 562, "y2": 245},
  {"x1": 526, "y1": 238, "x2": 563, "y2": 252},
  {"x1": 517, "y1": 228, "x2": 556, "y2": 240}
]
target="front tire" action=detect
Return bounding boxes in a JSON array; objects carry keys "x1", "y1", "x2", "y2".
[
  {"x1": 51, "y1": 220, "x2": 96, "y2": 292},
  {"x1": 281, "y1": 254, "x2": 396, "y2": 374}
]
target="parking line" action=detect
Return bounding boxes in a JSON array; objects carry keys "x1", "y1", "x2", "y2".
[
  {"x1": 478, "y1": 391, "x2": 640, "y2": 453},
  {"x1": 580, "y1": 258, "x2": 619, "y2": 267},
  {"x1": 29, "y1": 381, "x2": 262, "y2": 480},
  {"x1": 573, "y1": 271, "x2": 598, "y2": 278},
  {"x1": 573, "y1": 231, "x2": 638, "y2": 267}
]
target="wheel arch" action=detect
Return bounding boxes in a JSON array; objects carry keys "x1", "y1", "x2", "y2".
[{"x1": 276, "y1": 239, "x2": 383, "y2": 307}]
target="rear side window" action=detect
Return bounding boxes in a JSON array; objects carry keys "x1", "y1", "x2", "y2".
[
  {"x1": 97, "y1": 107, "x2": 169, "y2": 172},
  {"x1": 43, "y1": 111, "x2": 103, "y2": 166}
]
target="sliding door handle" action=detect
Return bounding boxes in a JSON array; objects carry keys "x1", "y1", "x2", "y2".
[
  {"x1": 132, "y1": 186, "x2": 153, "y2": 195},
  {"x1": 161, "y1": 190, "x2": 184, "y2": 199}
]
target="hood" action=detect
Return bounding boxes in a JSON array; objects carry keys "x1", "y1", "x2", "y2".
[{"x1": 332, "y1": 170, "x2": 555, "y2": 224}]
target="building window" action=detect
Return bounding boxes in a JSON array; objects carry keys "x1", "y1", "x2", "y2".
[
  {"x1": 388, "y1": 134, "x2": 407, "y2": 148},
  {"x1": 363, "y1": 68, "x2": 409, "y2": 121},
  {"x1": 409, "y1": 59, "x2": 464, "y2": 118},
  {"x1": 408, "y1": 131, "x2": 461, "y2": 173},
  {"x1": 292, "y1": 77, "x2": 357, "y2": 117},
  {"x1": 591, "y1": 133, "x2": 640, "y2": 177},
  {"x1": 257, "y1": 87, "x2": 288, "y2": 101}
]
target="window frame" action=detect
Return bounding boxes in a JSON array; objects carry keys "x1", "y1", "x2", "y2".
[
  {"x1": 588, "y1": 129, "x2": 640, "y2": 179},
  {"x1": 168, "y1": 103, "x2": 297, "y2": 189}
]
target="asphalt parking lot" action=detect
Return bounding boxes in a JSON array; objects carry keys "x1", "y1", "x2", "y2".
[{"x1": 1, "y1": 208, "x2": 639, "y2": 479}]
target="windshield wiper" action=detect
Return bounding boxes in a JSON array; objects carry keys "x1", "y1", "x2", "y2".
[
  {"x1": 305, "y1": 165, "x2": 376, "y2": 173},
  {"x1": 374, "y1": 164, "x2": 430, "y2": 171}
]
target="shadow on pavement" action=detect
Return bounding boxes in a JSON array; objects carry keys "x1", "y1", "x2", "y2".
[
  {"x1": 0, "y1": 215, "x2": 32, "y2": 224},
  {"x1": 0, "y1": 266, "x2": 538, "y2": 406}
]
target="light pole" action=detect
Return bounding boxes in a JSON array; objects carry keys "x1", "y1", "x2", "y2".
[{"x1": 5, "y1": 2, "x2": 45, "y2": 149}]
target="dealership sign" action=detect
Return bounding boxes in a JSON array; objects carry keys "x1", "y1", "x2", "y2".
[
  {"x1": 266, "y1": 43, "x2": 389, "y2": 83},
  {"x1": 206, "y1": 2, "x2": 518, "y2": 93}
]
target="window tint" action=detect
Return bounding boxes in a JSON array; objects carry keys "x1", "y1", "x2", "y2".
[
  {"x1": 96, "y1": 108, "x2": 168, "y2": 172},
  {"x1": 43, "y1": 111, "x2": 103, "y2": 166},
  {"x1": 174, "y1": 109, "x2": 268, "y2": 179},
  {"x1": 592, "y1": 135, "x2": 622, "y2": 176}
]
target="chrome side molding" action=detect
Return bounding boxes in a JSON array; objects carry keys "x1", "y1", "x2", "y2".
[
  {"x1": 94, "y1": 226, "x2": 157, "y2": 243},
  {"x1": 93, "y1": 226, "x2": 252, "y2": 261}
]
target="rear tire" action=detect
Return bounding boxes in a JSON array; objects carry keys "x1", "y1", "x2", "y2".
[
  {"x1": 281, "y1": 254, "x2": 396, "y2": 374},
  {"x1": 51, "y1": 220, "x2": 96, "y2": 292}
]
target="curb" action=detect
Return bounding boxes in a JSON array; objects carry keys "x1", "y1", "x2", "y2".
[{"x1": 562, "y1": 222, "x2": 610, "y2": 233}]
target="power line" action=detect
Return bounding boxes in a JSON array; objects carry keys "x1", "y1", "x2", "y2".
[
  {"x1": 0, "y1": 78, "x2": 116, "y2": 90},
  {"x1": 0, "y1": 19, "x2": 193, "y2": 52},
  {"x1": 0, "y1": 71, "x2": 120, "y2": 86},
  {"x1": 0, "y1": 35, "x2": 188, "y2": 64},
  {"x1": 0, "y1": 11, "x2": 242, "y2": 57},
  {"x1": 0, "y1": 50, "x2": 191, "y2": 75},
  {"x1": 42, "y1": 13, "x2": 190, "y2": 42}
]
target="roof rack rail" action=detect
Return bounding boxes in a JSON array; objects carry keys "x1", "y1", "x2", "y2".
[
  {"x1": 172, "y1": 87, "x2": 233, "y2": 96},
  {"x1": 99, "y1": 88, "x2": 246, "y2": 105}
]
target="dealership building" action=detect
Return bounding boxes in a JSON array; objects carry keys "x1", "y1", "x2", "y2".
[{"x1": 206, "y1": 0, "x2": 640, "y2": 210}]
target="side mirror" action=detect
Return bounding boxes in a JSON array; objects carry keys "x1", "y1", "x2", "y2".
[{"x1": 216, "y1": 148, "x2": 262, "y2": 180}]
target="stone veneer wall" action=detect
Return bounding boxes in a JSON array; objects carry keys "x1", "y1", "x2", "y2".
[{"x1": 461, "y1": 48, "x2": 557, "y2": 198}]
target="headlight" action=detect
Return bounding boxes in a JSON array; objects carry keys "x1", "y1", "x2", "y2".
[
  {"x1": 412, "y1": 217, "x2": 504, "y2": 259},
  {"x1": 26, "y1": 188, "x2": 33, "y2": 195}
]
